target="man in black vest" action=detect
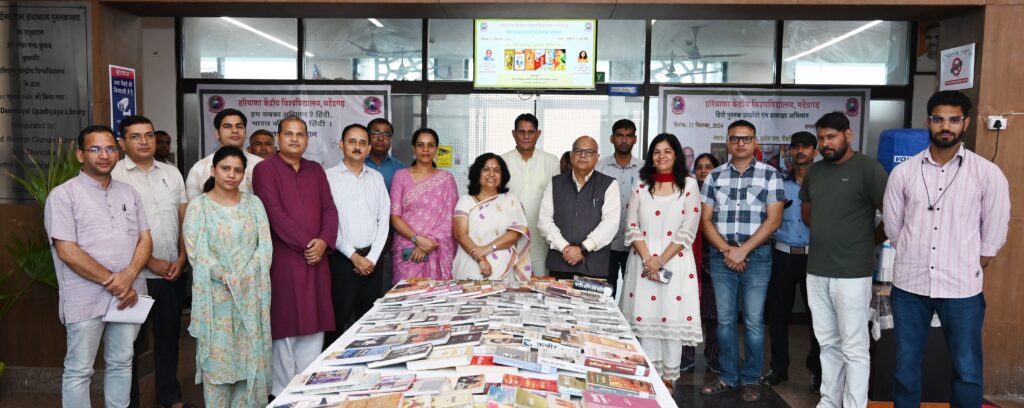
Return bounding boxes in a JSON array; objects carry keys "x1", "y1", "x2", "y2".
[{"x1": 538, "y1": 136, "x2": 621, "y2": 280}]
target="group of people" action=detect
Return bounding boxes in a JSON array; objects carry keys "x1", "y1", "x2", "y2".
[{"x1": 45, "y1": 89, "x2": 1008, "y2": 408}]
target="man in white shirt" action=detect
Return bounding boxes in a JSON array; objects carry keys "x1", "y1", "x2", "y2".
[
  {"x1": 538, "y1": 136, "x2": 620, "y2": 280},
  {"x1": 111, "y1": 116, "x2": 192, "y2": 408},
  {"x1": 501, "y1": 113, "x2": 560, "y2": 277},
  {"x1": 595, "y1": 119, "x2": 643, "y2": 296},
  {"x1": 184, "y1": 108, "x2": 263, "y2": 200},
  {"x1": 324, "y1": 123, "x2": 391, "y2": 345}
]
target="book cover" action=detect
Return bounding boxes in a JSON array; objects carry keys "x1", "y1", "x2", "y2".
[
  {"x1": 492, "y1": 347, "x2": 556, "y2": 374},
  {"x1": 557, "y1": 375, "x2": 586, "y2": 398},
  {"x1": 406, "y1": 346, "x2": 474, "y2": 371},
  {"x1": 405, "y1": 376, "x2": 451, "y2": 396},
  {"x1": 585, "y1": 372, "x2": 654, "y2": 398},
  {"x1": 485, "y1": 385, "x2": 516, "y2": 408},
  {"x1": 545, "y1": 395, "x2": 580, "y2": 408},
  {"x1": 405, "y1": 330, "x2": 452, "y2": 346},
  {"x1": 401, "y1": 395, "x2": 432, "y2": 408},
  {"x1": 579, "y1": 391, "x2": 659, "y2": 408},
  {"x1": 353, "y1": 374, "x2": 416, "y2": 395},
  {"x1": 435, "y1": 332, "x2": 483, "y2": 350},
  {"x1": 450, "y1": 374, "x2": 486, "y2": 394},
  {"x1": 345, "y1": 334, "x2": 409, "y2": 350},
  {"x1": 536, "y1": 351, "x2": 595, "y2": 374},
  {"x1": 515, "y1": 389, "x2": 549, "y2": 408},
  {"x1": 408, "y1": 325, "x2": 452, "y2": 335},
  {"x1": 455, "y1": 355, "x2": 519, "y2": 383},
  {"x1": 572, "y1": 277, "x2": 612, "y2": 297},
  {"x1": 323, "y1": 345, "x2": 390, "y2": 365},
  {"x1": 433, "y1": 390, "x2": 475, "y2": 408},
  {"x1": 354, "y1": 323, "x2": 408, "y2": 337},
  {"x1": 582, "y1": 356, "x2": 650, "y2": 377},
  {"x1": 578, "y1": 334, "x2": 639, "y2": 354},
  {"x1": 344, "y1": 393, "x2": 404, "y2": 408},
  {"x1": 366, "y1": 343, "x2": 433, "y2": 368},
  {"x1": 501, "y1": 374, "x2": 559, "y2": 394},
  {"x1": 299, "y1": 373, "x2": 381, "y2": 395},
  {"x1": 297, "y1": 367, "x2": 365, "y2": 391}
]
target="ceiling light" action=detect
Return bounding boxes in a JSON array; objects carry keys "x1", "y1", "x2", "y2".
[
  {"x1": 784, "y1": 20, "x2": 883, "y2": 62},
  {"x1": 221, "y1": 17, "x2": 315, "y2": 58},
  {"x1": 368, "y1": 18, "x2": 384, "y2": 28}
]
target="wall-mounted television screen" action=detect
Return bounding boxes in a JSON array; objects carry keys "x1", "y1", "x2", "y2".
[{"x1": 474, "y1": 19, "x2": 597, "y2": 90}]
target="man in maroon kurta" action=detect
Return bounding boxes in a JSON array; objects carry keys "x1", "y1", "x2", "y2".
[{"x1": 252, "y1": 116, "x2": 339, "y2": 396}]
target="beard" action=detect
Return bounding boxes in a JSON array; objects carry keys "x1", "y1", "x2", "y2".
[
  {"x1": 930, "y1": 129, "x2": 964, "y2": 148},
  {"x1": 821, "y1": 143, "x2": 848, "y2": 162}
]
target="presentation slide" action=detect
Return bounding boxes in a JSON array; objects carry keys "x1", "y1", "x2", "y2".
[{"x1": 474, "y1": 19, "x2": 597, "y2": 89}]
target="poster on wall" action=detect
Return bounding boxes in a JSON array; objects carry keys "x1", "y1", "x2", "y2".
[
  {"x1": 473, "y1": 19, "x2": 597, "y2": 89},
  {"x1": 196, "y1": 84, "x2": 390, "y2": 169},
  {"x1": 939, "y1": 43, "x2": 975, "y2": 91},
  {"x1": 916, "y1": 22, "x2": 940, "y2": 73},
  {"x1": 659, "y1": 87, "x2": 869, "y2": 175},
  {"x1": 0, "y1": 4, "x2": 91, "y2": 203},
  {"x1": 109, "y1": 65, "x2": 136, "y2": 136}
]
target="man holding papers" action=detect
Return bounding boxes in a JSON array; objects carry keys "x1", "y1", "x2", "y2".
[{"x1": 45, "y1": 124, "x2": 153, "y2": 408}]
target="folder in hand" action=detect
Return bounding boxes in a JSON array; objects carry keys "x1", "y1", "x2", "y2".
[{"x1": 102, "y1": 295, "x2": 154, "y2": 324}]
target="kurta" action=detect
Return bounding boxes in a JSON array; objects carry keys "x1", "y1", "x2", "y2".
[
  {"x1": 253, "y1": 155, "x2": 339, "y2": 339},
  {"x1": 452, "y1": 193, "x2": 531, "y2": 282},
  {"x1": 619, "y1": 178, "x2": 704, "y2": 346},
  {"x1": 183, "y1": 193, "x2": 272, "y2": 403},
  {"x1": 501, "y1": 150, "x2": 560, "y2": 277}
]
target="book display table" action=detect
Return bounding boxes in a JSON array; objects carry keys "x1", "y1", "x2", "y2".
[{"x1": 268, "y1": 279, "x2": 676, "y2": 408}]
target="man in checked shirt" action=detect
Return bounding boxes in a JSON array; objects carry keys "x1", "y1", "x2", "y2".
[{"x1": 884, "y1": 90, "x2": 1010, "y2": 408}]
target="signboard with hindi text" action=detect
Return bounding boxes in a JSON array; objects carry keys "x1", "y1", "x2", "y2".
[
  {"x1": 196, "y1": 84, "x2": 390, "y2": 169},
  {"x1": 659, "y1": 87, "x2": 869, "y2": 174}
]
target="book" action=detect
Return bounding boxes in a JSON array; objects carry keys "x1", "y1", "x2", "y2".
[
  {"x1": 492, "y1": 347, "x2": 556, "y2": 374},
  {"x1": 455, "y1": 355, "x2": 519, "y2": 383},
  {"x1": 435, "y1": 332, "x2": 484, "y2": 350},
  {"x1": 432, "y1": 390, "x2": 475, "y2": 408},
  {"x1": 346, "y1": 334, "x2": 409, "y2": 350},
  {"x1": 367, "y1": 343, "x2": 433, "y2": 368},
  {"x1": 579, "y1": 391, "x2": 660, "y2": 408},
  {"x1": 523, "y1": 335, "x2": 582, "y2": 356},
  {"x1": 294, "y1": 367, "x2": 367, "y2": 391},
  {"x1": 299, "y1": 373, "x2": 381, "y2": 395},
  {"x1": 405, "y1": 376, "x2": 451, "y2": 396},
  {"x1": 501, "y1": 374, "x2": 559, "y2": 394},
  {"x1": 585, "y1": 372, "x2": 654, "y2": 399},
  {"x1": 545, "y1": 394, "x2": 580, "y2": 408},
  {"x1": 557, "y1": 375, "x2": 586, "y2": 398},
  {"x1": 349, "y1": 374, "x2": 416, "y2": 395},
  {"x1": 486, "y1": 385, "x2": 516, "y2": 408},
  {"x1": 572, "y1": 277, "x2": 612, "y2": 297},
  {"x1": 385, "y1": 282, "x2": 431, "y2": 298},
  {"x1": 515, "y1": 389, "x2": 549, "y2": 408},
  {"x1": 406, "y1": 346, "x2": 474, "y2": 371},
  {"x1": 355, "y1": 323, "x2": 408, "y2": 337},
  {"x1": 450, "y1": 374, "x2": 486, "y2": 394},
  {"x1": 401, "y1": 395, "x2": 432, "y2": 408},
  {"x1": 581, "y1": 356, "x2": 650, "y2": 377},
  {"x1": 577, "y1": 334, "x2": 640, "y2": 354},
  {"x1": 344, "y1": 393, "x2": 404, "y2": 408},
  {"x1": 536, "y1": 350, "x2": 595, "y2": 374},
  {"x1": 404, "y1": 330, "x2": 452, "y2": 347},
  {"x1": 408, "y1": 325, "x2": 453, "y2": 335},
  {"x1": 362, "y1": 311, "x2": 414, "y2": 325},
  {"x1": 324, "y1": 345, "x2": 391, "y2": 365}
]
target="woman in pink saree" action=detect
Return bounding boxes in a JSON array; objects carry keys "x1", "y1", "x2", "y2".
[{"x1": 390, "y1": 128, "x2": 458, "y2": 283}]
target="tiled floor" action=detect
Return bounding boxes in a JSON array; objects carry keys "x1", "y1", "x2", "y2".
[{"x1": 3, "y1": 323, "x2": 1024, "y2": 407}]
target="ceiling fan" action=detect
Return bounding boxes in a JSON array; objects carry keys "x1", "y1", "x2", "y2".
[
  {"x1": 655, "y1": 50, "x2": 722, "y2": 80},
  {"x1": 681, "y1": 26, "x2": 745, "y2": 60},
  {"x1": 342, "y1": 26, "x2": 419, "y2": 59}
]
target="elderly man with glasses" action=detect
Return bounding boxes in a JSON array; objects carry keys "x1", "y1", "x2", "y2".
[{"x1": 538, "y1": 135, "x2": 620, "y2": 281}]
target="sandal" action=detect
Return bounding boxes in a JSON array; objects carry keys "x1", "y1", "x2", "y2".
[
  {"x1": 741, "y1": 384, "x2": 762, "y2": 402},
  {"x1": 663, "y1": 378, "x2": 675, "y2": 390},
  {"x1": 700, "y1": 378, "x2": 736, "y2": 395}
]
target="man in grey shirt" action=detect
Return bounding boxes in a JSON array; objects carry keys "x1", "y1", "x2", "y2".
[{"x1": 595, "y1": 119, "x2": 643, "y2": 297}]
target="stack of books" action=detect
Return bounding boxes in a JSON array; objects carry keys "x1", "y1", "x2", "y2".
[{"x1": 276, "y1": 278, "x2": 664, "y2": 408}]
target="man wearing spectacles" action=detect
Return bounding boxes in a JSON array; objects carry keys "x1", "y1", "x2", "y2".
[
  {"x1": 700, "y1": 120, "x2": 784, "y2": 402},
  {"x1": 185, "y1": 108, "x2": 263, "y2": 200},
  {"x1": 364, "y1": 118, "x2": 406, "y2": 191},
  {"x1": 45, "y1": 124, "x2": 153, "y2": 408},
  {"x1": 884, "y1": 90, "x2": 1010, "y2": 408},
  {"x1": 363, "y1": 118, "x2": 406, "y2": 292},
  {"x1": 111, "y1": 116, "x2": 192, "y2": 408},
  {"x1": 502, "y1": 113, "x2": 561, "y2": 277},
  {"x1": 799, "y1": 112, "x2": 888, "y2": 408},
  {"x1": 538, "y1": 136, "x2": 620, "y2": 280}
]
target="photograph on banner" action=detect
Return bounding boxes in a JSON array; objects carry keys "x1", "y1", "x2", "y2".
[
  {"x1": 659, "y1": 87, "x2": 869, "y2": 176},
  {"x1": 196, "y1": 84, "x2": 390, "y2": 168},
  {"x1": 110, "y1": 65, "x2": 137, "y2": 137}
]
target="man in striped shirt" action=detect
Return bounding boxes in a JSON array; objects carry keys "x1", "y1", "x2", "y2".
[{"x1": 883, "y1": 90, "x2": 1010, "y2": 408}]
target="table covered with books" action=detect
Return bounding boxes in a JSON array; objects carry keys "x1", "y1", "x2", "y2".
[{"x1": 268, "y1": 278, "x2": 676, "y2": 407}]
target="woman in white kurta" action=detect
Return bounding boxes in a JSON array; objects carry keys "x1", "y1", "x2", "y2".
[
  {"x1": 452, "y1": 153, "x2": 531, "y2": 282},
  {"x1": 619, "y1": 133, "x2": 703, "y2": 386}
]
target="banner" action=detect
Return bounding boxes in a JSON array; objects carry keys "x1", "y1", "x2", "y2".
[
  {"x1": 659, "y1": 87, "x2": 869, "y2": 173},
  {"x1": 196, "y1": 84, "x2": 390, "y2": 169},
  {"x1": 109, "y1": 65, "x2": 136, "y2": 136}
]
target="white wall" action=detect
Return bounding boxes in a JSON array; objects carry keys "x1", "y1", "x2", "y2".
[{"x1": 141, "y1": 17, "x2": 178, "y2": 155}]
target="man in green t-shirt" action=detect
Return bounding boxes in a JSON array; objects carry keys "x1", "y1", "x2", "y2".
[{"x1": 799, "y1": 112, "x2": 887, "y2": 408}]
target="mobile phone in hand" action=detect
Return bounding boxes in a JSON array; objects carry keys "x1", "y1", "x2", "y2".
[{"x1": 657, "y1": 268, "x2": 673, "y2": 283}]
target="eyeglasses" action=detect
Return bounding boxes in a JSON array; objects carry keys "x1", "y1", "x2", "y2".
[
  {"x1": 126, "y1": 133, "x2": 155, "y2": 143},
  {"x1": 369, "y1": 130, "x2": 393, "y2": 138},
  {"x1": 927, "y1": 115, "x2": 966, "y2": 125},
  {"x1": 572, "y1": 148, "x2": 597, "y2": 158},
  {"x1": 83, "y1": 146, "x2": 118, "y2": 155},
  {"x1": 728, "y1": 136, "x2": 755, "y2": 145}
]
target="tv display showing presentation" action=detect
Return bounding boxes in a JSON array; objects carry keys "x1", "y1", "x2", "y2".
[{"x1": 474, "y1": 19, "x2": 597, "y2": 90}]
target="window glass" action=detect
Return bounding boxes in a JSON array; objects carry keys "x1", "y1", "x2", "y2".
[
  {"x1": 864, "y1": 100, "x2": 906, "y2": 158},
  {"x1": 304, "y1": 19, "x2": 422, "y2": 80},
  {"x1": 783, "y1": 21, "x2": 909, "y2": 85},
  {"x1": 597, "y1": 20, "x2": 646, "y2": 83},
  {"x1": 428, "y1": 20, "x2": 473, "y2": 81},
  {"x1": 183, "y1": 17, "x2": 298, "y2": 79},
  {"x1": 651, "y1": 20, "x2": 775, "y2": 84}
]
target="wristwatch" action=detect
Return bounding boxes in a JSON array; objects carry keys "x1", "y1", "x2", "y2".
[
  {"x1": 411, "y1": 235, "x2": 418, "y2": 244},
  {"x1": 491, "y1": 244, "x2": 498, "y2": 252}
]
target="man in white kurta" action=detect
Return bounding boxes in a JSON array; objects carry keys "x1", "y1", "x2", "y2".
[
  {"x1": 185, "y1": 108, "x2": 263, "y2": 200},
  {"x1": 501, "y1": 113, "x2": 560, "y2": 277}
]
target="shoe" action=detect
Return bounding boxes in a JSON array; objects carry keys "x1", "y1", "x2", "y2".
[
  {"x1": 741, "y1": 384, "x2": 762, "y2": 402},
  {"x1": 809, "y1": 374, "x2": 821, "y2": 394},
  {"x1": 680, "y1": 359, "x2": 696, "y2": 373},
  {"x1": 706, "y1": 359, "x2": 724, "y2": 374},
  {"x1": 700, "y1": 378, "x2": 736, "y2": 396},
  {"x1": 759, "y1": 369, "x2": 788, "y2": 386}
]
